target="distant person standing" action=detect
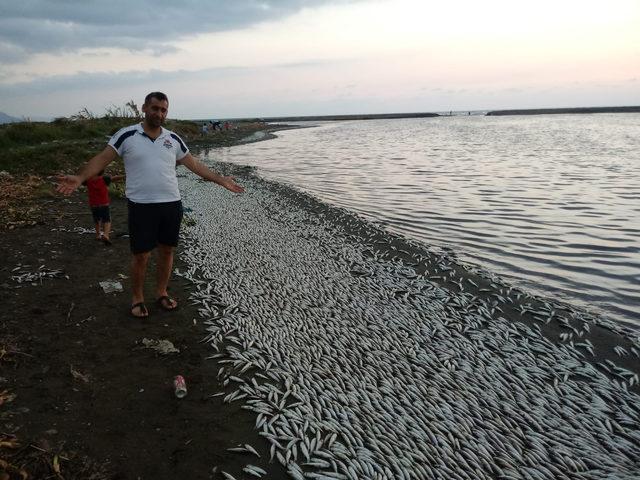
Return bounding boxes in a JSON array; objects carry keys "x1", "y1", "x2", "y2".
[
  {"x1": 83, "y1": 170, "x2": 124, "y2": 245},
  {"x1": 57, "y1": 91, "x2": 244, "y2": 318}
]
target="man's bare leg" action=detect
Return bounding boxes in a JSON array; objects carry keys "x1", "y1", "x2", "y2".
[
  {"x1": 156, "y1": 243, "x2": 177, "y2": 309},
  {"x1": 103, "y1": 221, "x2": 112, "y2": 241},
  {"x1": 131, "y1": 251, "x2": 151, "y2": 317}
]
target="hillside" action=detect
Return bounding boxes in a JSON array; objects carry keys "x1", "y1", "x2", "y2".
[{"x1": 0, "y1": 111, "x2": 20, "y2": 124}]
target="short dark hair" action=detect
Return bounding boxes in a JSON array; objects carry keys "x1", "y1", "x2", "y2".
[{"x1": 144, "y1": 91, "x2": 168, "y2": 105}]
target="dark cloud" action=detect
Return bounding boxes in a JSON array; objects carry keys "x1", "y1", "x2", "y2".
[{"x1": 0, "y1": 1, "x2": 360, "y2": 62}]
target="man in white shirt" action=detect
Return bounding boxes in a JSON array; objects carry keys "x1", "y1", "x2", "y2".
[{"x1": 57, "y1": 92, "x2": 244, "y2": 318}]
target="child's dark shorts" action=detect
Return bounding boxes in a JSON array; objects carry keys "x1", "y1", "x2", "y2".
[
  {"x1": 127, "y1": 200, "x2": 183, "y2": 254},
  {"x1": 91, "y1": 205, "x2": 111, "y2": 223}
]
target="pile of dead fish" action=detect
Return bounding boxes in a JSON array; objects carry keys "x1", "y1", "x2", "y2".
[
  {"x1": 177, "y1": 172, "x2": 640, "y2": 480},
  {"x1": 11, "y1": 265, "x2": 65, "y2": 284},
  {"x1": 50, "y1": 226, "x2": 96, "y2": 235}
]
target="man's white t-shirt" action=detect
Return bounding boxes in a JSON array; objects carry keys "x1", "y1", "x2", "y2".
[{"x1": 108, "y1": 123, "x2": 189, "y2": 203}]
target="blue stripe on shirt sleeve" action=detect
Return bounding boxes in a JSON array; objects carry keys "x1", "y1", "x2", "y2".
[
  {"x1": 112, "y1": 129, "x2": 136, "y2": 150},
  {"x1": 170, "y1": 133, "x2": 188, "y2": 154}
]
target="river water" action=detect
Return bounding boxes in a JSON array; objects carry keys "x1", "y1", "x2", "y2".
[{"x1": 207, "y1": 114, "x2": 640, "y2": 328}]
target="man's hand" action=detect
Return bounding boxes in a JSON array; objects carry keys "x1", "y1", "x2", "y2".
[
  {"x1": 56, "y1": 174, "x2": 82, "y2": 196},
  {"x1": 179, "y1": 153, "x2": 245, "y2": 193},
  {"x1": 55, "y1": 147, "x2": 117, "y2": 196},
  {"x1": 218, "y1": 176, "x2": 245, "y2": 193}
]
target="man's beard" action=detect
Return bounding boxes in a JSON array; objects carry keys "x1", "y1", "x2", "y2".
[{"x1": 146, "y1": 115, "x2": 164, "y2": 128}]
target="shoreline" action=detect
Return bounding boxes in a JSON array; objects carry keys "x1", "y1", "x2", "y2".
[
  {"x1": 179, "y1": 163, "x2": 640, "y2": 478},
  {"x1": 223, "y1": 161, "x2": 640, "y2": 344},
  {"x1": 1, "y1": 129, "x2": 639, "y2": 478}
]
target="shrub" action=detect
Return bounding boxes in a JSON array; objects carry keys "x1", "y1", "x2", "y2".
[{"x1": 4, "y1": 123, "x2": 56, "y2": 144}]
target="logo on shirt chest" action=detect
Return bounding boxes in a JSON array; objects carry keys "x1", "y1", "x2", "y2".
[{"x1": 162, "y1": 138, "x2": 173, "y2": 150}]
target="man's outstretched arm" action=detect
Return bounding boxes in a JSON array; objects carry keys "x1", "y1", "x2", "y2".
[
  {"x1": 56, "y1": 146, "x2": 118, "y2": 196},
  {"x1": 178, "y1": 153, "x2": 245, "y2": 193}
]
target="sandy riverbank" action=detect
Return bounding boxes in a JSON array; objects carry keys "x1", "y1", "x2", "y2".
[{"x1": 1, "y1": 130, "x2": 639, "y2": 479}]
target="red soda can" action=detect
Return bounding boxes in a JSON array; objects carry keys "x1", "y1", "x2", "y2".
[{"x1": 173, "y1": 375, "x2": 187, "y2": 398}]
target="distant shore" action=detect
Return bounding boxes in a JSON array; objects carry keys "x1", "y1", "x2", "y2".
[
  {"x1": 239, "y1": 106, "x2": 640, "y2": 123},
  {"x1": 257, "y1": 112, "x2": 440, "y2": 122},
  {"x1": 486, "y1": 106, "x2": 640, "y2": 116}
]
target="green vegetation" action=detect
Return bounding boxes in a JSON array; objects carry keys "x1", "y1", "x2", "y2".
[
  {"x1": 0, "y1": 103, "x2": 200, "y2": 176},
  {"x1": 0, "y1": 103, "x2": 203, "y2": 229}
]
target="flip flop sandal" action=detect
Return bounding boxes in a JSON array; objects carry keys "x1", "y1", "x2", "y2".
[
  {"x1": 156, "y1": 295, "x2": 178, "y2": 311},
  {"x1": 130, "y1": 302, "x2": 148, "y2": 318}
]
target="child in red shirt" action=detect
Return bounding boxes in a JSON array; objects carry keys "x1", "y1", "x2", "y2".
[{"x1": 83, "y1": 171, "x2": 123, "y2": 245}]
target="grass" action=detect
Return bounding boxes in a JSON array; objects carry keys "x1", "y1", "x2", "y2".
[{"x1": 0, "y1": 116, "x2": 202, "y2": 176}]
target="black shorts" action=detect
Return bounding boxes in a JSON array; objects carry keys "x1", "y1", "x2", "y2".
[
  {"x1": 127, "y1": 200, "x2": 183, "y2": 254},
  {"x1": 91, "y1": 205, "x2": 111, "y2": 223}
]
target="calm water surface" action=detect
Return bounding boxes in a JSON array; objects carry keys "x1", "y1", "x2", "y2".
[{"x1": 207, "y1": 114, "x2": 640, "y2": 327}]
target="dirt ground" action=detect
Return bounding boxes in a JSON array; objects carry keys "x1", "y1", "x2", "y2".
[{"x1": 0, "y1": 174, "x2": 288, "y2": 478}]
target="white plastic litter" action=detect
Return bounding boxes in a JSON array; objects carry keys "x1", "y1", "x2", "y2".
[
  {"x1": 99, "y1": 280, "x2": 123, "y2": 293},
  {"x1": 141, "y1": 338, "x2": 180, "y2": 355}
]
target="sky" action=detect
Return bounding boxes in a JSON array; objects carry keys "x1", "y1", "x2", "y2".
[{"x1": 0, "y1": 0, "x2": 638, "y2": 120}]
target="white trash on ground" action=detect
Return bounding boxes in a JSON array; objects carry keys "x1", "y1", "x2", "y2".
[
  {"x1": 99, "y1": 280, "x2": 123, "y2": 293},
  {"x1": 141, "y1": 338, "x2": 180, "y2": 355}
]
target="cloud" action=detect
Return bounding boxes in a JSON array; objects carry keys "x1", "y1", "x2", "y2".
[
  {"x1": 0, "y1": 66, "x2": 240, "y2": 97},
  {"x1": 0, "y1": 57, "x2": 345, "y2": 94},
  {"x1": 0, "y1": 0, "x2": 361, "y2": 62},
  {"x1": 0, "y1": 58, "x2": 355, "y2": 117}
]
